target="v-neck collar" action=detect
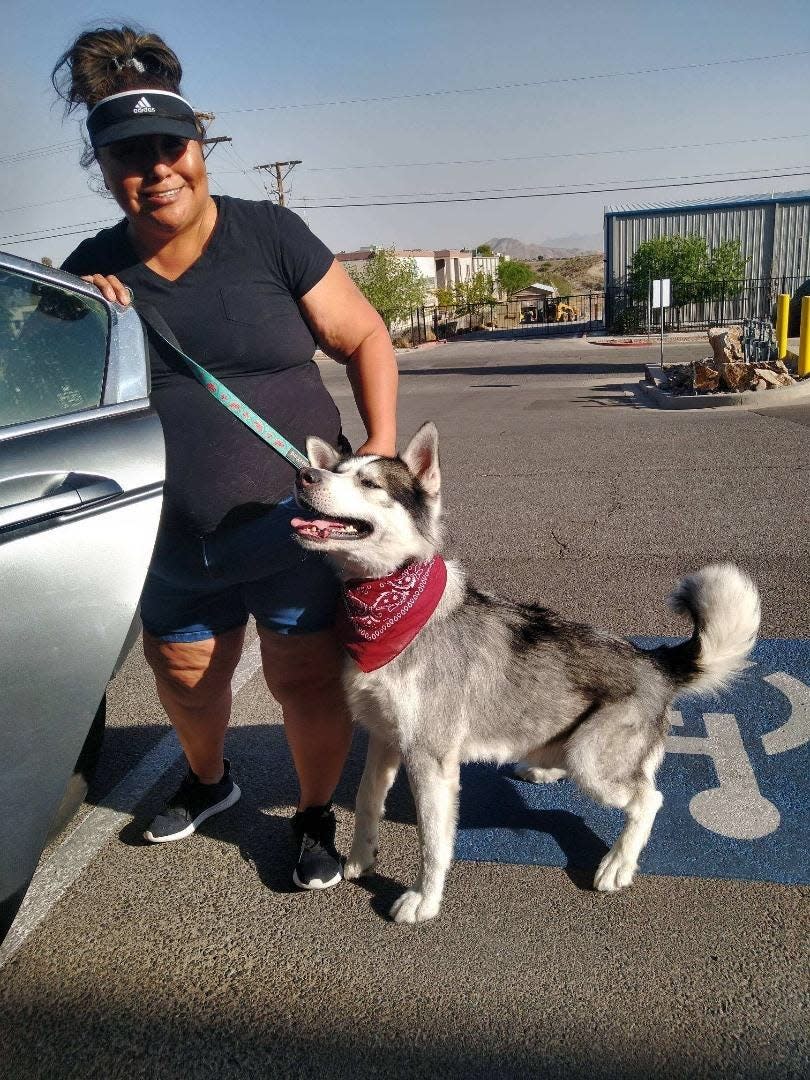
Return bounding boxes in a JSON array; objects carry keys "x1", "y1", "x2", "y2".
[{"x1": 125, "y1": 194, "x2": 224, "y2": 286}]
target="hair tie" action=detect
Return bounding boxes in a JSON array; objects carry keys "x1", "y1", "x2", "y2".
[{"x1": 110, "y1": 55, "x2": 146, "y2": 74}]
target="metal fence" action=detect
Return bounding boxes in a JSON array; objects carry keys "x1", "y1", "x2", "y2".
[
  {"x1": 391, "y1": 275, "x2": 810, "y2": 346},
  {"x1": 392, "y1": 293, "x2": 605, "y2": 347},
  {"x1": 604, "y1": 275, "x2": 809, "y2": 335}
]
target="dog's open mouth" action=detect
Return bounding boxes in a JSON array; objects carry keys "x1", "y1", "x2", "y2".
[{"x1": 290, "y1": 515, "x2": 372, "y2": 542}]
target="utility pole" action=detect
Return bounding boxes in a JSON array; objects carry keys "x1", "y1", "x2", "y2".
[
  {"x1": 253, "y1": 160, "x2": 302, "y2": 206},
  {"x1": 194, "y1": 111, "x2": 234, "y2": 159},
  {"x1": 194, "y1": 112, "x2": 233, "y2": 159},
  {"x1": 202, "y1": 135, "x2": 232, "y2": 159}
]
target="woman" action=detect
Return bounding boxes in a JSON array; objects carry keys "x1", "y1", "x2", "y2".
[{"x1": 52, "y1": 26, "x2": 399, "y2": 890}]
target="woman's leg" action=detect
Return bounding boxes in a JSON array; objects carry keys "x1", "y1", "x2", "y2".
[
  {"x1": 257, "y1": 625, "x2": 353, "y2": 810},
  {"x1": 142, "y1": 624, "x2": 246, "y2": 782}
]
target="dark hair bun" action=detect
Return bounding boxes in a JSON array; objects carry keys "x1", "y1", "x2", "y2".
[{"x1": 52, "y1": 25, "x2": 183, "y2": 112}]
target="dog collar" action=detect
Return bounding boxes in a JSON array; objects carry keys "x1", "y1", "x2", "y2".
[{"x1": 337, "y1": 556, "x2": 447, "y2": 672}]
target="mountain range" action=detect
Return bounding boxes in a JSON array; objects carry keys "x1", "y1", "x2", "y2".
[{"x1": 482, "y1": 233, "x2": 602, "y2": 260}]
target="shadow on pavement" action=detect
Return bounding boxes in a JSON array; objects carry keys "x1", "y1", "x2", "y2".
[
  {"x1": 399, "y1": 362, "x2": 646, "y2": 377},
  {"x1": 91, "y1": 724, "x2": 606, "y2": 902}
]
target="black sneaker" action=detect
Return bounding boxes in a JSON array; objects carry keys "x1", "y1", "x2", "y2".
[
  {"x1": 291, "y1": 804, "x2": 343, "y2": 890},
  {"x1": 144, "y1": 759, "x2": 241, "y2": 843}
]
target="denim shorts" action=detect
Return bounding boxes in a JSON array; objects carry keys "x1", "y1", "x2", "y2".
[{"x1": 140, "y1": 497, "x2": 341, "y2": 642}]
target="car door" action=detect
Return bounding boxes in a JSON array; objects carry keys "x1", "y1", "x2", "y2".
[{"x1": 0, "y1": 252, "x2": 164, "y2": 940}]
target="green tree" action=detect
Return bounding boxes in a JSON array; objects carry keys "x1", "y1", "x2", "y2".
[
  {"x1": 627, "y1": 235, "x2": 747, "y2": 305},
  {"x1": 474, "y1": 243, "x2": 493, "y2": 256},
  {"x1": 703, "y1": 240, "x2": 747, "y2": 295},
  {"x1": 346, "y1": 247, "x2": 431, "y2": 329},
  {"x1": 454, "y1": 271, "x2": 496, "y2": 310},
  {"x1": 496, "y1": 259, "x2": 536, "y2": 298}
]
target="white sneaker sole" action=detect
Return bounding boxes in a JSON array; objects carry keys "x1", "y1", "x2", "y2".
[
  {"x1": 143, "y1": 783, "x2": 242, "y2": 843},
  {"x1": 292, "y1": 866, "x2": 343, "y2": 890}
]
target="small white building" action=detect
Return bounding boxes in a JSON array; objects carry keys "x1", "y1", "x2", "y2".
[
  {"x1": 433, "y1": 250, "x2": 505, "y2": 292},
  {"x1": 336, "y1": 247, "x2": 509, "y2": 301},
  {"x1": 336, "y1": 248, "x2": 438, "y2": 291}
]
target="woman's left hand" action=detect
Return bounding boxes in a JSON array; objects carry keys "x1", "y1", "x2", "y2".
[{"x1": 355, "y1": 437, "x2": 396, "y2": 457}]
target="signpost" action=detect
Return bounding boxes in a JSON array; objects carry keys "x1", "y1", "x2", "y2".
[{"x1": 652, "y1": 278, "x2": 671, "y2": 365}]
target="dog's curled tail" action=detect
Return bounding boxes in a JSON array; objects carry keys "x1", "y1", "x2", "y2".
[{"x1": 656, "y1": 563, "x2": 761, "y2": 695}]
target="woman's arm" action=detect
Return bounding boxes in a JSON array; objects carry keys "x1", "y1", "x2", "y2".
[{"x1": 298, "y1": 260, "x2": 398, "y2": 457}]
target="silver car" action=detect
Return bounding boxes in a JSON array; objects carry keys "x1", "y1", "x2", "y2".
[{"x1": 0, "y1": 251, "x2": 164, "y2": 944}]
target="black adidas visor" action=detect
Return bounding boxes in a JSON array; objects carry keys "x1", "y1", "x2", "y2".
[{"x1": 87, "y1": 90, "x2": 199, "y2": 151}]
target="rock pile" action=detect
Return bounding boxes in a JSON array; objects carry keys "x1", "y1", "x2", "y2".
[{"x1": 665, "y1": 325, "x2": 797, "y2": 394}]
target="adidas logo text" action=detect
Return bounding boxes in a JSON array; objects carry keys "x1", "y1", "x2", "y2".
[{"x1": 133, "y1": 97, "x2": 156, "y2": 114}]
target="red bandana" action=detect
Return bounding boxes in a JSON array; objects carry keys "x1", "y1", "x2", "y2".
[{"x1": 337, "y1": 556, "x2": 448, "y2": 672}]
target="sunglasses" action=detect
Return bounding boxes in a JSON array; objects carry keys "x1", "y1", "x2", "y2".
[{"x1": 105, "y1": 135, "x2": 192, "y2": 164}]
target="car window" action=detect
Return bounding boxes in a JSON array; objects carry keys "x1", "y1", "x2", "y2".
[{"x1": 0, "y1": 268, "x2": 108, "y2": 429}]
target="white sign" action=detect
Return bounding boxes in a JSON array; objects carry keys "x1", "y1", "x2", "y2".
[{"x1": 652, "y1": 278, "x2": 671, "y2": 308}]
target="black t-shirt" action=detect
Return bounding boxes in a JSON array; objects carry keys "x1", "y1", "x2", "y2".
[{"x1": 62, "y1": 196, "x2": 341, "y2": 534}]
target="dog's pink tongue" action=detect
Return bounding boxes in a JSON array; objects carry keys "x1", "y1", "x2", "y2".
[{"x1": 291, "y1": 516, "x2": 342, "y2": 533}]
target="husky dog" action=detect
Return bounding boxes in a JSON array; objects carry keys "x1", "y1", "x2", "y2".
[{"x1": 291, "y1": 423, "x2": 760, "y2": 924}]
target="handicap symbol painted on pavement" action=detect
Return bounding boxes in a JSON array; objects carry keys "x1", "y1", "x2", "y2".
[{"x1": 455, "y1": 639, "x2": 810, "y2": 885}]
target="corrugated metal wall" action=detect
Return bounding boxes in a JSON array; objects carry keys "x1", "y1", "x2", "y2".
[
  {"x1": 773, "y1": 201, "x2": 810, "y2": 281},
  {"x1": 605, "y1": 195, "x2": 810, "y2": 284}
]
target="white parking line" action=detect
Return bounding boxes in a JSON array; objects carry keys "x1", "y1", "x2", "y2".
[{"x1": 0, "y1": 639, "x2": 263, "y2": 968}]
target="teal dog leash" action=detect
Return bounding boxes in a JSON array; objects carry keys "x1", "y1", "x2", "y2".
[{"x1": 134, "y1": 299, "x2": 310, "y2": 471}]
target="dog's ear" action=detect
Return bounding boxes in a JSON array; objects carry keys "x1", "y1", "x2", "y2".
[
  {"x1": 401, "y1": 422, "x2": 440, "y2": 497},
  {"x1": 306, "y1": 436, "x2": 340, "y2": 471}
]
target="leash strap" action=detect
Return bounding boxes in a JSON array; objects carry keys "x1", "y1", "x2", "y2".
[{"x1": 134, "y1": 299, "x2": 310, "y2": 471}]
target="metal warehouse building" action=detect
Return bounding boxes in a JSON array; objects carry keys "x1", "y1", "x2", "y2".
[{"x1": 604, "y1": 189, "x2": 810, "y2": 286}]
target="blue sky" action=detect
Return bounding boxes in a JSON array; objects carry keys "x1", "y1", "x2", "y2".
[{"x1": 2, "y1": 0, "x2": 810, "y2": 265}]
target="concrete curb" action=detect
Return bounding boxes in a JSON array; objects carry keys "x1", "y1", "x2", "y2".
[
  {"x1": 637, "y1": 376, "x2": 810, "y2": 410},
  {"x1": 592, "y1": 334, "x2": 708, "y2": 346}
]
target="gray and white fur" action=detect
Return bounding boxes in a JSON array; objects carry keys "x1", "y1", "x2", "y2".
[{"x1": 293, "y1": 423, "x2": 761, "y2": 924}]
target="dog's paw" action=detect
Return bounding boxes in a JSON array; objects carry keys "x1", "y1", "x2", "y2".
[
  {"x1": 343, "y1": 857, "x2": 374, "y2": 880},
  {"x1": 389, "y1": 889, "x2": 441, "y2": 924},
  {"x1": 514, "y1": 764, "x2": 567, "y2": 784},
  {"x1": 343, "y1": 843, "x2": 378, "y2": 880},
  {"x1": 593, "y1": 849, "x2": 637, "y2": 892}
]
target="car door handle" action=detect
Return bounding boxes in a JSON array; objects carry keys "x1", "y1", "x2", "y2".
[{"x1": 0, "y1": 477, "x2": 122, "y2": 531}]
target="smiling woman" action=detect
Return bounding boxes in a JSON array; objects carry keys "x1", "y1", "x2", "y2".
[{"x1": 49, "y1": 24, "x2": 399, "y2": 893}]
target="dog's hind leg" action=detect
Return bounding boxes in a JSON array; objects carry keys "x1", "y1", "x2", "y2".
[
  {"x1": 390, "y1": 749, "x2": 460, "y2": 924},
  {"x1": 590, "y1": 746, "x2": 665, "y2": 893},
  {"x1": 345, "y1": 734, "x2": 401, "y2": 880}
]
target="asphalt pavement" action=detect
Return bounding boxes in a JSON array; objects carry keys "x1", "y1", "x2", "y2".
[{"x1": 0, "y1": 335, "x2": 807, "y2": 1079}]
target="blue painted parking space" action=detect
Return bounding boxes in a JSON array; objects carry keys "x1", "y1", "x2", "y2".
[{"x1": 455, "y1": 639, "x2": 810, "y2": 885}]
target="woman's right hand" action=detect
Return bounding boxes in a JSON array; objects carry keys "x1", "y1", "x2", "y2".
[{"x1": 81, "y1": 274, "x2": 132, "y2": 306}]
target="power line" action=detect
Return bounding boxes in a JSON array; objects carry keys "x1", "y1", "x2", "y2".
[
  {"x1": 6, "y1": 168, "x2": 810, "y2": 248},
  {"x1": 288, "y1": 168, "x2": 810, "y2": 210},
  {"x1": 0, "y1": 139, "x2": 82, "y2": 167},
  {"x1": 0, "y1": 216, "x2": 119, "y2": 244},
  {"x1": 225, "y1": 144, "x2": 267, "y2": 197},
  {"x1": 4, "y1": 49, "x2": 806, "y2": 173},
  {"x1": 5, "y1": 133, "x2": 808, "y2": 220},
  {"x1": 0, "y1": 192, "x2": 98, "y2": 216},
  {"x1": 215, "y1": 49, "x2": 809, "y2": 113},
  {"x1": 294, "y1": 165, "x2": 810, "y2": 202},
  {"x1": 303, "y1": 132, "x2": 810, "y2": 173}
]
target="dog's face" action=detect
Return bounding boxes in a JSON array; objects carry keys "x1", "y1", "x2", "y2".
[{"x1": 291, "y1": 422, "x2": 442, "y2": 579}]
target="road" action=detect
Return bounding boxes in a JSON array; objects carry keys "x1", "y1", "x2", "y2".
[{"x1": 1, "y1": 336, "x2": 808, "y2": 1079}]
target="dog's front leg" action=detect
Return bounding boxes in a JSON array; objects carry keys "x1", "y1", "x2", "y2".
[
  {"x1": 344, "y1": 734, "x2": 401, "y2": 879},
  {"x1": 390, "y1": 750, "x2": 460, "y2": 924}
]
